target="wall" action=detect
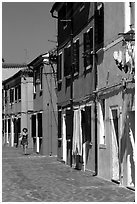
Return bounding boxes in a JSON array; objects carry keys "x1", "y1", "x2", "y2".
[{"x1": 42, "y1": 64, "x2": 57, "y2": 156}]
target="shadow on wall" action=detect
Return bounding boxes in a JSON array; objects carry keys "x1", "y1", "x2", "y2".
[{"x1": 119, "y1": 92, "x2": 135, "y2": 186}]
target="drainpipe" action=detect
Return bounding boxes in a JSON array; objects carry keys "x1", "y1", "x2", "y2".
[
  {"x1": 93, "y1": 2, "x2": 98, "y2": 176},
  {"x1": 70, "y1": 10, "x2": 74, "y2": 168}
]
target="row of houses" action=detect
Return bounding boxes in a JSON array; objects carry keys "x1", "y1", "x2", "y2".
[{"x1": 2, "y1": 2, "x2": 135, "y2": 190}]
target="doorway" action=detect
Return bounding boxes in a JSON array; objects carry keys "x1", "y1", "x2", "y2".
[{"x1": 110, "y1": 107, "x2": 120, "y2": 183}]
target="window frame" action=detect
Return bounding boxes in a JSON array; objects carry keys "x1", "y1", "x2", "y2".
[
  {"x1": 83, "y1": 27, "x2": 93, "y2": 70},
  {"x1": 64, "y1": 44, "x2": 71, "y2": 78}
]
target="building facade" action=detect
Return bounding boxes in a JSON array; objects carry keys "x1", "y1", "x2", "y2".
[
  {"x1": 51, "y1": 2, "x2": 135, "y2": 189},
  {"x1": 2, "y1": 64, "x2": 34, "y2": 148},
  {"x1": 28, "y1": 53, "x2": 57, "y2": 156}
]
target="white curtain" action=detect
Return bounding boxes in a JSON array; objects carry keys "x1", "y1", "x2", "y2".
[
  {"x1": 62, "y1": 113, "x2": 67, "y2": 163},
  {"x1": 98, "y1": 102, "x2": 105, "y2": 144},
  {"x1": 72, "y1": 109, "x2": 82, "y2": 156}
]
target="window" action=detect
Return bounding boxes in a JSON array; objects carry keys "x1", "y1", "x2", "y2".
[
  {"x1": 15, "y1": 86, "x2": 18, "y2": 101},
  {"x1": 10, "y1": 88, "x2": 14, "y2": 104},
  {"x1": 64, "y1": 45, "x2": 71, "y2": 77},
  {"x1": 95, "y1": 3, "x2": 104, "y2": 49},
  {"x1": 83, "y1": 27, "x2": 93, "y2": 69},
  {"x1": 125, "y1": 2, "x2": 135, "y2": 32},
  {"x1": 81, "y1": 106, "x2": 91, "y2": 143},
  {"x1": 34, "y1": 67, "x2": 43, "y2": 90},
  {"x1": 18, "y1": 84, "x2": 21, "y2": 100},
  {"x1": 57, "y1": 53, "x2": 62, "y2": 81},
  {"x1": 130, "y1": 2, "x2": 135, "y2": 30},
  {"x1": 73, "y1": 39, "x2": 79, "y2": 74}
]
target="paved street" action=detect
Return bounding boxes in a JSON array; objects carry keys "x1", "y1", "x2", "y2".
[{"x1": 2, "y1": 146, "x2": 135, "y2": 202}]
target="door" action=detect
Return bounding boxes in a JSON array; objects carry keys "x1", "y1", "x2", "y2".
[{"x1": 110, "y1": 107, "x2": 120, "y2": 182}]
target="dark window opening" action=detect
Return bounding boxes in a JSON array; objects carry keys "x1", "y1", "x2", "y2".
[
  {"x1": 10, "y1": 88, "x2": 14, "y2": 103},
  {"x1": 57, "y1": 53, "x2": 62, "y2": 81},
  {"x1": 81, "y1": 106, "x2": 91, "y2": 143},
  {"x1": 64, "y1": 46, "x2": 71, "y2": 77},
  {"x1": 18, "y1": 84, "x2": 21, "y2": 100},
  {"x1": 83, "y1": 27, "x2": 93, "y2": 68},
  {"x1": 15, "y1": 86, "x2": 18, "y2": 101},
  {"x1": 95, "y1": 3, "x2": 104, "y2": 50}
]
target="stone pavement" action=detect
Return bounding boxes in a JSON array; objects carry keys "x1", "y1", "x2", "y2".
[{"x1": 2, "y1": 146, "x2": 135, "y2": 202}]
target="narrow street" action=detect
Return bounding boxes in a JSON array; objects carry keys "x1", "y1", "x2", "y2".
[{"x1": 2, "y1": 146, "x2": 135, "y2": 202}]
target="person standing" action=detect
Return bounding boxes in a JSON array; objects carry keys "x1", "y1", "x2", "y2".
[{"x1": 21, "y1": 128, "x2": 28, "y2": 155}]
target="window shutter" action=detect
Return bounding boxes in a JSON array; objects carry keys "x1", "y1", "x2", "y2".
[
  {"x1": 38, "y1": 113, "x2": 42, "y2": 138},
  {"x1": 32, "y1": 115, "x2": 36, "y2": 137},
  {"x1": 18, "y1": 84, "x2": 21, "y2": 100},
  {"x1": 57, "y1": 54, "x2": 62, "y2": 80},
  {"x1": 66, "y1": 110, "x2": 73, "y2": 140},
  {"x1": 64, "y1": 46, "x2": 71, "y2": 76},
  {"x1": 58, "y1": 111, "x2": 62, "y2": 138},
  {"x1": 83, "y1": 32, "x2": 87, "y2": 68}
]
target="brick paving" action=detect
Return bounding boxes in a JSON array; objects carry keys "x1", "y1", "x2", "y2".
[{"x1": 2, "y1": 146, "x2": 135, "y2": 202}]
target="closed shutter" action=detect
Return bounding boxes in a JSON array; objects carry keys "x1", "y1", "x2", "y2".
[
  {"x1": 66, "y1": 110, "x2": 73, "y2": 140},
  {"x1": 73, "y1": 39, "x2": 79, "y2": 73},
  {"x1": 85, "y1": 106, "x2": 91, "y2": 142},
  {"x1": 38, "y1": 113, "x2": 42, "y2": 138},
  {"x1": 8, "y1": 119, "x2": 11, "y2": 133},
  {"x1": 58, "y1": 110, "x2": 62, "y2": 138},
  {"x1": 57, "y1": 54, "x2": 62, "y2": 81},
  {"x1": 32, "y1": 115, "x2": 36, "y2": 137}
]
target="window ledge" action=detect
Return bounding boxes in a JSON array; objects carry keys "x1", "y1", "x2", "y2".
[
  {"x1": 99, "y1": 144, "x2": 106, "y2": 149},
  {"x1": 58, "y1": 138, "x2": 62, "y2": 141}
]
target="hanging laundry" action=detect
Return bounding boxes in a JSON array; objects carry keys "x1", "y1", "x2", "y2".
[{"x1": 72, "y1": 109, "x2": 82, "y2": 156}]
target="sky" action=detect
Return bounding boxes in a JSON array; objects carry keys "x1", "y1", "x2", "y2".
[{"x1": 2, "y1": 2, "x2": 57, "y2": 64}]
